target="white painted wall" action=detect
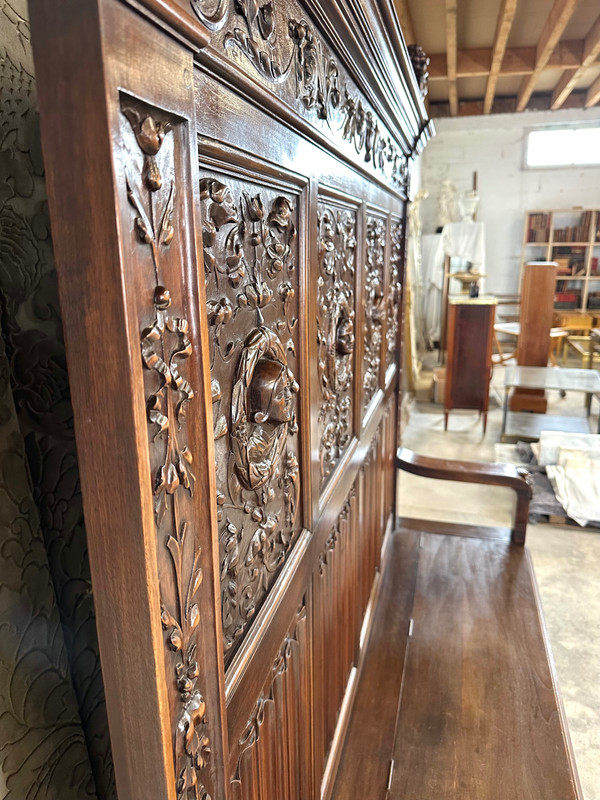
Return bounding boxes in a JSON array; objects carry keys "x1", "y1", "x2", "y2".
[{"x1": 419, "y1": 107, "x2": 600, "y2": 295}]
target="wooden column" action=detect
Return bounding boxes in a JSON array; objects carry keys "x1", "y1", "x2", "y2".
[{"x1": 510, "y1": 261, "x2": 557, "y2": 413}]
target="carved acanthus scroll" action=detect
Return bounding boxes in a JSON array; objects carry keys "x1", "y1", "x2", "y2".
[
  {"x1": 124, "y1": 103, "x2": 212, "y2": 800},
  {"x1": 317, "y1": 201, "x2": 356, "y2": 488},
  {"x1": 363, "y1": 214, "x2": 386, "y2": 409},
  {"x1": 200, "y1": 172, "x2": 301, "y2": 661}
]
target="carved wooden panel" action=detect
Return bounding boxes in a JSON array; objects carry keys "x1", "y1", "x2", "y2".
[
  {"x1": 362, "y1": 212, "x2": 387, "y2": 413},
  {"x1": 312, "y1": 489, "x2": 359, "y2": 783},
  {"x1": 316, "y1": 198, "x2": 357, "y2": 490},
  {"x1": 229, "y1": 604, "x2": 311, "y2": 800},
  {"x1": 199, "y1": 170, "x2": 303, "y2": 663},
  {"x1": 122, "y1": 98, "x2": 217, "y2": 800},
  {"x1": 385, "y1": 217, "x2": 403, "y2": 376}
]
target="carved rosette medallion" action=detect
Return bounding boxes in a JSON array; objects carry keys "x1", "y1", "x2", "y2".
[
  {"x1": 386, "y1": 219, "x2": 403, "y2": 372},
  {"x1": 200, "y1": 173, "x2": 301, "y2": 662},
  {"x1": 316, "y1": 201, "x2": 356, "y2": 488},
  {"x1": 363, "y1": 214, "x2": 386, "y2": 410},
  {"x1": 123, "y1": 104, "x2": 212, "y2": 800}
]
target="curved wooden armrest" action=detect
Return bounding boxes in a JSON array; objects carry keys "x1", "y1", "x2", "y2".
[{"x1": 396, "y1": 447, "x2": 533, "y2": 545}]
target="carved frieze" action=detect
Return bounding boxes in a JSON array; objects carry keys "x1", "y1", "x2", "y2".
[
  {"x1": 316, "y1": 201, "x2": 356, "y2": 489},
  {"x1": 123, "y1": 103, "x2": 212, "y2": 800},
  {"x1": 206, "y1": 2, "x2": 408, "y2": 190},
  {"x1": 200, "y1": 173, "x2": 301, "y2": 662},
  {"x1": 363, "y1": 214, "x2": 386, "y2": 410},
  {"x1": 386, "y1": 218, "x2": 403, "y2": 372}
]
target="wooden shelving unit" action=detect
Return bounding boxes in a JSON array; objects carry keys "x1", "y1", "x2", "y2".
[{"x1": 520, "y1": 208, "x2": 600, "y2": 313}]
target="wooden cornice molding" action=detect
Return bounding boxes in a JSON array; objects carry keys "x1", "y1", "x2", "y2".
[
  {"x1": 516, "y1": 0, "x2": 578, "y2": 112},
  {"x1": 552, "y1": 12, "x2": 600, "y2": 108},
  {"x1": 483, "y1": 0, "x2": 518, "y2": 114}
]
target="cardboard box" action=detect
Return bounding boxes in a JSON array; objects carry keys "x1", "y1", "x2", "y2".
[{"x1": 432, "y1": 367, "x2": 446, "y2": 404}]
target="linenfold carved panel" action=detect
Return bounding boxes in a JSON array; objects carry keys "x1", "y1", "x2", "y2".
[
  {"x1": 198, "y1": 1, "x2": 408, "y2": 190},
  {"x1": 385, "y1": 217, "x2": 403, "y2": 373},
  {"x1": 230, "y1": 604, "x2": 310, "y2": 800},
  {"x1": 316, "y1": 199, "x2": 356, "y2": 489},
  {"x1": 122, "y1": 102, "x2": 213, "y2": 800},
  {"x1": 363, "y1": 213, "x2": 386, "y2": 412},
  {"x1": 199, "y1": 171, "x2": 302, "y2": 663}
]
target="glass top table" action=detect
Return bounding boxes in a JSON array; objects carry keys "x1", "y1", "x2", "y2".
[{"x1": 501, "y1": 366, "x2": 600, "y2": 440}]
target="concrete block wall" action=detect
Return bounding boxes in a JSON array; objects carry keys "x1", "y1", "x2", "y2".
[{"x1": 417, "y1": 107, "x2": 600, "y2": 296}]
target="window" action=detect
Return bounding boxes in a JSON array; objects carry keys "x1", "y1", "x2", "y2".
[{"x1": 525, "y1": 126, "x2": 600, "y2": 168}]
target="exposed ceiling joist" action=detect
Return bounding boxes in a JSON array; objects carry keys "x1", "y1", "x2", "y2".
[
  {"x1": 431, "y1": 89, "x2": 588, "y2": 118},
  {"x1": 516, "y1": 0, "x2": 579, "y2": 112},
  {"x1": 483, "y1": 0, "x2": 518, "y2": 114},
  {"x1": 428, "y1": 39, "x2": 595, "y2": 80},
  {"x1": 586, "y1": 72, "x2": 600, "y2": 107},
  {"x1": 393, "y1": 0, "x2": 416, "y2": 46},
  {"x1": 446, "y1": 0, "x2": 458, "y2": 116},
  {"x1": 551, "y1": 12, "x2": 600, "y2": 109}
]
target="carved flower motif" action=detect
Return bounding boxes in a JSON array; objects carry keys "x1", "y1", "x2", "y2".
[
  {"x1": 238, "y1": 280, "x2": 273, "y2": 309},
  {"x1": 207, "y1": 297, "x2": 233, "y2": 326}
]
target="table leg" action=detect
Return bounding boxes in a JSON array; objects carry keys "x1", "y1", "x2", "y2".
[{"x1": 501, "y1": 388, "x2": 509, "y2": 440}]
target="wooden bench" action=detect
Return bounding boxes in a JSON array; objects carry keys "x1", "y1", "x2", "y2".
[{"x1": 333, "y1": 450, "x2": 582, "y2": 800}]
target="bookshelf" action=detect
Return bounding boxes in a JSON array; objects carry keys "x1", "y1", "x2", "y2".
[{"x1": 520, "y1": 208, "x2": 600, "y2": 312}]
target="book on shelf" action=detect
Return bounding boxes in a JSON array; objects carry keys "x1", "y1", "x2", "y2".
[
  {"x1": 527, "y1": 212, "x2": 549, "y2": 242},
  {"x1": 553, "y1": 210, "x2": 593, "y2": 242}
]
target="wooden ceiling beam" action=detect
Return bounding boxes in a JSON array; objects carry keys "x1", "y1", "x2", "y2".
[
  {"x1": 445, "y1": 0, "x2": 458, "y2": 116},
  {"x1": 585, "y1": 72, "x2": 600, "y2": 107},
  {"x1": 429, "y1": 90, "x2": 589, "y2": 118},
  {"x1": 393, "y1": 0, "x2": 416, "y2": 46},
  {"x1": 552, "y1": 12, "x2": 600, "y2": 109},
  {"x1": 516, "y1": 0, "x2": 578, "y2": 112},
  {"x1": 483, "y1": 0, "x2": 518, "y2": 114},
  {"x1": 428, "y1": 39, "x2": 591, "y2": 80}
]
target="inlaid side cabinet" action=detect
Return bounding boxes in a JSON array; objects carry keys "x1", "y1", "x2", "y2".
[
  {"x1": 445, "y1": 297, "x2": 497, "y2": 433},
  {"x1": 29, "y1": 1, "x2": 432, "y2": 798}
]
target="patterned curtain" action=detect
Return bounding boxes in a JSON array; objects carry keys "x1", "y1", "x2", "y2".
[{"x1": 0, "y1": 2, "x2": 116, "y2": 797}]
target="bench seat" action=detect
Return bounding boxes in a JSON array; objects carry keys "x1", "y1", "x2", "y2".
[{"x1": 333, "y1": 527, "x2": 582, "y2": 800}]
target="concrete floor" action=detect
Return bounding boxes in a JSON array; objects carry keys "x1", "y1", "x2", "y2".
[{"x1": 398, "y1": 355, "x2": 600, "y2": 800}]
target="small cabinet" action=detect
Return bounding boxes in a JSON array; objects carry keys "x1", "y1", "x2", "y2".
[{"x1": 445, "y1": 297, "x2": 497, "y2": 432}]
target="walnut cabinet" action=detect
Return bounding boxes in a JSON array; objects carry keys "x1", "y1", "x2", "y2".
[{"x1": 29, "y1": 2, "x2": 432, "y2": 798}]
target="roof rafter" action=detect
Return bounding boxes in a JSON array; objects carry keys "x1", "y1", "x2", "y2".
[
  {"x1": 551, "y1": 12, "x2": 600, "y2": 109},
  {"x1": 483, "y1": 0, "x2": 518, "y2": 114},
  {"x1": 429, "y1": 40, "x2": 594, "y2": 80},
  {"x1": 585, "y1": 73, "x2": 600, "y2": 107},
  {"x1": 445, "y1": 0, "x2": 458, "y2": 116},
  {"x1": 516, "y1": 0, "x2": 578, "y2": 112}
]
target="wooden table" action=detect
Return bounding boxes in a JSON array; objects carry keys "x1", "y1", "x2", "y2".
[{"x1": 501, "y1": 365, "x2": 600, "y2": 441}]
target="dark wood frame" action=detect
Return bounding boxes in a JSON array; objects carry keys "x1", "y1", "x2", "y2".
[{"x1": 29, "y1": 2, "x2": 432, "y2": 799}]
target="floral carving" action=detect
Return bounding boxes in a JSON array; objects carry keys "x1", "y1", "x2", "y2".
[
  {"x1": 408, "y1": 44, "x2": 430, "y2": 98},
  {"x1": 224, "y1": 0, "x2": 289, "y2": 82},
  {"x1": 124, "y1": 105, "x2": 212, "y2": 800},
  {"x1": 200, "y1": 174, "x2": 301, "y2": 662},
  {"x1": 317, "y1": 202, "x2": 356, "y2": 488},
  {"x1": 363, "y1": 214, "x2": 386, "y2": 409},
  {"x1": 386, "y1": 220, "x2": 403, "y2": 372},
  {"x1": 288, "y1": 19, "x2": 340, "y2": 120}
]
